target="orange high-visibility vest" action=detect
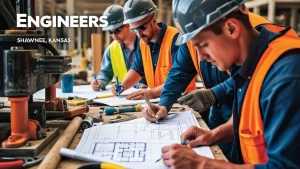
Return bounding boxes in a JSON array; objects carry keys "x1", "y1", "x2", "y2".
[
  {"x1": 186, "y1": 41, "x2": 207, "y2": 88},
  {"x1": 239, "y1": 28, "x2": 300, "y2": 164},
  {"x1": 140, "y1": 26, "x2": 196, "y2": 92}
]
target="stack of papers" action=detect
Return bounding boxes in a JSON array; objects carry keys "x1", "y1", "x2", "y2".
[
  {"x1": 33, "y1": 85, "x2": 113, "y2": 100},
  {"x1": 33, "y1": 85, "x2": 160, "y2": 106}
]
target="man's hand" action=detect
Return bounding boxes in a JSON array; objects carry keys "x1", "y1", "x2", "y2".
[
  {"x1": 161, "y1": 144, "x2": 207, "y2": 169},
  {"x1": 177, "y1": 89, "x2": 216, "y2": 112},
  {"x1": 126, "y1": 89, "x2": 154, "y2": 100},
  {"x1": 111, "y1": 83, "x2": 124, "y2": 95},
  {"x1": 181, "y1": 126, "x2": 216, "y2": 148},
  {"x1": 91, "y1": 80, "x2": 103, "y2": 91},
  {"x1": 143, "y1": 105, "x2": 167, "y2": 123}
]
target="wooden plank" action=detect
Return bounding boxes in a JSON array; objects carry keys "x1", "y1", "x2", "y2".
[
  {"x1": 91, "y1": 33, "x2": 102, "y2": 75},
  {"x1": 38, "y1": 117, "x2": 82, "y2": 169}
]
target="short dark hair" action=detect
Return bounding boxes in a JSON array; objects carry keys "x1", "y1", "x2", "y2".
[{"x1": 205, "y1": 10, "x2": 252, "y2": 35}]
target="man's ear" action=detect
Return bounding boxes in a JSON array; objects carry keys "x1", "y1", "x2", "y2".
[
  {"x1": 152, "y1": 15, "x2": 157, "y2": 24},
  {"x1": 224, "y1": 18, "x2": 240, "y2": 39},
  {"x1": 124, "y1": 24, "x2": 129, "y2": 29}
]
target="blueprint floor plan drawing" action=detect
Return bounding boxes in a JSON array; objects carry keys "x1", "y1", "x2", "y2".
[{"x1": 75, "y1": 111, "x2": 214, "y2": 169}]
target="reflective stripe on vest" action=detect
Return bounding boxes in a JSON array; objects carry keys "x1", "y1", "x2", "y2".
[
  {"x1": 140, "y1": 26, "x2": 196, "y2": 92},
  {"x1": 239, "y1": 28, "x2": 300, "y2": 164},
  {"x1": 110, "y1": 40, "x2": 128, "y2": 82}
]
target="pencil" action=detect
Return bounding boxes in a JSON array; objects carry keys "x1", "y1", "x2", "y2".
[{"x1": 93, "y1": 73, "x2": 98, "y2": 85}]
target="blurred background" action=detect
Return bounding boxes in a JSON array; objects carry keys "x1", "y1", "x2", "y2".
[{"x1": 1, "y1": 0, "x2": 299, "y2": 84}]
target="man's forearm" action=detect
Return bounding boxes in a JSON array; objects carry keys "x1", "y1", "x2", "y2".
[
  {"x1": 121, "y1": 69, "x2": 142, "y2": 90},
  {"x1": 211, "y1": 116, "x2": 234, "y2": 143},
  {"x1": 200, "y1": 157, "x2": 254, "y2": 169},
  {"x1": 150, "y1": 84, "x2": 163, "y2": 98}
]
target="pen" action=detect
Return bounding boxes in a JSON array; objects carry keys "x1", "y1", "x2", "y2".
[
  {"x1": 115, "y1": 76, "x2": 123, "y2": 96},
  {"x1": 144, "y1": 94, "x2": 160, "y2": 124},
  {"x1": 93, "y1": 73, "x2": 98, "y2": 85},
  {"x1": 155, "y1": 139, "x2": 190, "y2": 163}
]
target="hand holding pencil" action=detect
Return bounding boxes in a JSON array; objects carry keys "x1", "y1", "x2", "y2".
[
  {"x1": 91, "y1": 73, "x2": 102, "y2": 91},
  {"x1": 142, "y1": 101, "x2": 168, "y2": 124}
]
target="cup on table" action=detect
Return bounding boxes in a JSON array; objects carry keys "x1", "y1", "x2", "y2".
[{"x1": 61, "y1": 74, "x2": 74, "y2": 93}]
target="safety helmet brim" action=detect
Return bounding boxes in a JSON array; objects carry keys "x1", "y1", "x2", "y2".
[
  {"x1": 123, "y1": 13, "x2": 149, "y2": 24},
  {"x1": 102, "y1": 22, "x2": 124, "y2": 31},
  {"x1": 175, "y1": 27, "x2": 202, "y2": 46}
]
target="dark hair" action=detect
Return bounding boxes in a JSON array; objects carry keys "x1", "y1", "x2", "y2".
[{"x1": 206, "y1": 10, "x2": 252, "y2": 35}]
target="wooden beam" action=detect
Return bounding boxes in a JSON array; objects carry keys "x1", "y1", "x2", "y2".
[
  {"x1": 157, "y1": 0, "x2": 163, "y2": 22},
  {"x1": 166, "y1": 6, "x2": 172, "y2": 26},
  {"x1": 91, "y1": 34, "x2": 102, "y2": 75},
  {"x1": 67, "y1": 0, "x2": 75, "y2": 55}
]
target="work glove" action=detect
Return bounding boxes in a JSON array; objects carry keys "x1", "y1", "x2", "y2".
[{"x1": 177, "y1": 89, "x2": 216, "y2": 113}]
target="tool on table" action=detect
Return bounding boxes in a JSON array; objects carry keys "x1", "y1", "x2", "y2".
[
  {"x1": 78, "y1": 162, "x2": 126, "y2": 169},
  {"x1": 0, "y1": 156, "x2": 44, "y2": 169},
  {"x1": 115, "y1": 76, "x2": 124, "y2": 96},
  {"x1": 95, "y1": 94, "x2": 115, "y2": 99},
  {"x1": 37, "y1": 117, "x2": 82, "y2": 169},
  {"x1": 104, "y1": 105, "x2": 142, "y2": 115},
  {"x1": 80, "y1": 116, "x2": 94, "y2": 131},
  {"x1": 108, "y1": 114, "x2": 137, "y2": 123},
  {"x1": 155, "y1": 139, "x2": 190, "y2": 163},
  {"x1": 60, "y1": 148, "x2": 128, "y2": 168},
  {"x1": 46, "y1": 104, "x2": 89, "y2": 119},
  {"x1": 144, "y1": 94, "x2": 160, "y2": 124},
  {"x1": 66, "y1": 96, "x2": 87, "y2": 106},
  {"x1": 93, "y1": 73, "x2": 98, "y2": 85}
]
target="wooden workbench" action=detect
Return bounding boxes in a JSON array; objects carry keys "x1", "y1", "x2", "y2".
[{"x1": 32, "y1": 104, "x2": 227, "y2": 169}]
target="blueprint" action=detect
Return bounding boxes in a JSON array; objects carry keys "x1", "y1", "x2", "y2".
[{"x1": 75, "y1": 111, "x2": 214, "y2": 169}]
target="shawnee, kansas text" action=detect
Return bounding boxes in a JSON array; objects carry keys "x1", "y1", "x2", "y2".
[{"x1": 17, "y1": 38, "x2": 71, "y2": 43}]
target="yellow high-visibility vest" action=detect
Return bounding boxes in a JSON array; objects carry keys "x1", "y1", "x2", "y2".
[{"x1": 109, "y1": 40, "x2": 128, "y2": 82}]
